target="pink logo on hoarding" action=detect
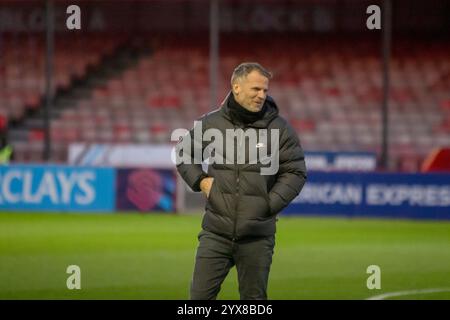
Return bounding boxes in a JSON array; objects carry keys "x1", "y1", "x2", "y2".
[{"x1": 126, "y1": 169, "x2": 163, "y2": 211}]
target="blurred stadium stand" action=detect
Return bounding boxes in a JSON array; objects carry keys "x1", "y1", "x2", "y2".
[{"x1": 2, "y1": 33, "x2": 131, "y2": 161}]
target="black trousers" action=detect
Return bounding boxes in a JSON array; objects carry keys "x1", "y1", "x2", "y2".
[{"x1": 190, "y1": 229, "x2": 275, "y2": 300}]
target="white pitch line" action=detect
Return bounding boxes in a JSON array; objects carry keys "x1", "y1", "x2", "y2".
[{"x1": 366, "y1": 288, "x2": 450, "y2": 300}]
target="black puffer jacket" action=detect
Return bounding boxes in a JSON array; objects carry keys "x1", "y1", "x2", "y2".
[{"x1": 176, "y1": 93, "x2": 307, "y2": 240}]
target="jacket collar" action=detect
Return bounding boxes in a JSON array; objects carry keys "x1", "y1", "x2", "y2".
[{"x1": 220, "y1": 91, "x2": 279, "y2": 128}]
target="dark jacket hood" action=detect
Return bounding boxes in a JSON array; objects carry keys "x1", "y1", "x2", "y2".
[{"x1": 220, "y1": 92, "x2": 279, "y2": 128}]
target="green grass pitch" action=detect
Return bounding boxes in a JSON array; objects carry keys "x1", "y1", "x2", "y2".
[{"x1": 0, "y1": 212, "x2": 449, "y2": 300}]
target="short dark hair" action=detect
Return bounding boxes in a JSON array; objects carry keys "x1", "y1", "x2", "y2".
[{"x1": 231, "y1": 62, "x2": 272, "y2": 85}]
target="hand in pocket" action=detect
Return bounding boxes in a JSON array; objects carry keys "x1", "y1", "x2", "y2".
[{"x1": 200, "y1": 177, "x2": 215, "y2": 198}]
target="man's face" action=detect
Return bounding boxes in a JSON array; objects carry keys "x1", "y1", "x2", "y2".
[{"x1": 233, "y1": 70, "x2": 269, "y2": 112}]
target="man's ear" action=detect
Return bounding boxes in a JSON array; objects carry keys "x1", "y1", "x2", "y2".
[{"x1": 233, "y1": 83, "x2": 240, "y2": 95}]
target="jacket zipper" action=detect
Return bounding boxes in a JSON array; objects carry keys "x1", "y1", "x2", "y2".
[{"x1": 232, "y1": 125, "x2": 243, "y2": 242}]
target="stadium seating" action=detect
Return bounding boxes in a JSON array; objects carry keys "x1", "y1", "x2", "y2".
[
  {"x1": 1, "y1": 33, "x2": 128, "y2": 162},
  {"x1": 0, "y1": 34, "x2": 121, "y2": 123},
  {"x1": 5, "y1": 34, "x2": 450, "y2": 170}
]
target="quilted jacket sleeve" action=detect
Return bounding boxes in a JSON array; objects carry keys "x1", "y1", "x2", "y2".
[
  {"x1": 175, "y1": 118, "x2": 209, "y2": 192},
  {"x1": 268, "y1": 121, "x2": 307, "y2": 215}
]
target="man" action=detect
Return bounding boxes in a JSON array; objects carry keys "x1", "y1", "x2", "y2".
[{"x1": 176, "y1": 62, "x2": 307, "y2": 300}]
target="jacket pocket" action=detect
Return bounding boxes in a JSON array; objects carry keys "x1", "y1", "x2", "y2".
[
  {"x1": 207, "y1": 178, "x2": 216, "y2": 200},
  {"x1": 249, "y1": 174, "x2": 272, "y2": 217},
  {"x1": 258, "y1": 177, "x2": 272, "y2": 216},
  {"x1": 206, "y1": 178, "x2": 221, "y2": 213}
]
